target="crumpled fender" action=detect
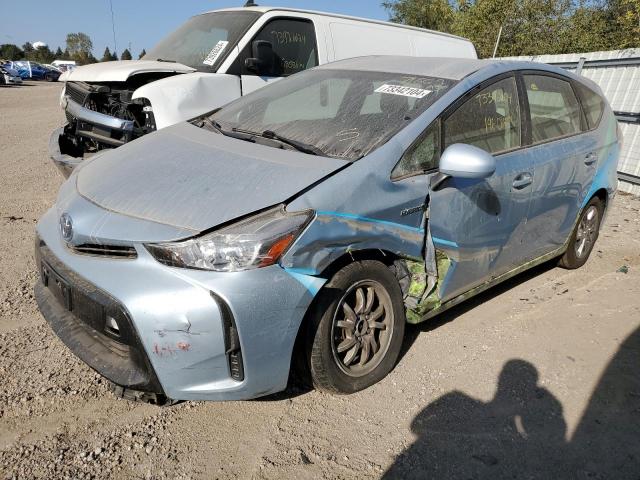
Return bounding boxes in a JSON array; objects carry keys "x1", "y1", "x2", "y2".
[{"x1": 132, "y1": 72, "x2": 242, "y2": 129}]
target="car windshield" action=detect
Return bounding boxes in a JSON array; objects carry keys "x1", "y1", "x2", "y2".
[
  {"x1": 210, "y1": 69, "x2": 456, "y2": 160},
  {"x1": 144, "y1": 11, "x2": 261, "y2": 72}
]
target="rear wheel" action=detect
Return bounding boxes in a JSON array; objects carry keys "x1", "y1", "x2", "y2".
[
  {"x1": 306, "y1": 260, "x2": 405, "y2": 394},
  {"x1": 559, "y1": 197, "x2": 603, "y2": 269}
]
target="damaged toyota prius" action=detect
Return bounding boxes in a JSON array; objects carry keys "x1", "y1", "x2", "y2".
[{"x1": 35, "y1": 56, "x2": 619, "y2": 402}]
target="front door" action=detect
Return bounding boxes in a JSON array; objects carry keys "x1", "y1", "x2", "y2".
[
  {"x1": 427, "y1": 75, "x2": 534, "y2": 302},
  {"x1": 238, "y1": 17, "x2": 319, "y2": 95}
]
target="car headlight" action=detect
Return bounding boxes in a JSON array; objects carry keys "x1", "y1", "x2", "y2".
[{"x1": 145, "y1": 206, "x2": 313, "y2": 272}]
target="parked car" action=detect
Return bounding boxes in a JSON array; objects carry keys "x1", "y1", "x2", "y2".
[
  {"x1": 51, "y1": 60, "x2": 76, "y2": 72},
  {"x1": 0, "y1": 64, "x2": 22, "y2": 85},
  {"x1": 7, "y1": 61, "x2": 61, "y2": 81},
  {"x1": 35, "y1": 56, "x2": 619, "y2": 403},
  {"x1": 49, "y1": 5, "x2": 477, "y2": 176}
]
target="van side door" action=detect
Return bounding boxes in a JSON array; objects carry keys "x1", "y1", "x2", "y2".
[{"x1": 229, "y1": 17, "x2": 319, "y2": 95}]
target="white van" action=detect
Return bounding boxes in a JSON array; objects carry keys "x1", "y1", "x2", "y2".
[{"x1": 51, "y1": 5, "x2": 477, "y2": 175}]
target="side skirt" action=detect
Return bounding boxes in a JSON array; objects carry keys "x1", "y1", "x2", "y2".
[{"x1": 415, "y1": 245, "x2": 566, "y2": 323}]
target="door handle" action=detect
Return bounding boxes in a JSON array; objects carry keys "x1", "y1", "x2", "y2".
[
  {"x1": 512, "y1": 172, "x2": 533, "y2": 190},
  {"x1": 584, "y1": 152, "x2": 598, "y2": 165}
]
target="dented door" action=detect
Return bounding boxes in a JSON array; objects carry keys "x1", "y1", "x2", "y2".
[{"x1": 426, "y1": 75, "x2": 534, "y2": 303}]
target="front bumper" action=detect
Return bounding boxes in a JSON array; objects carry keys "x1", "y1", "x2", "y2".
[
  {"x1": 35, "y1": 207, "x2": 323, "y2": 401},
  {"x1": 4, "y1": 75, "x2": 22, "y2": 84},
  {"x1": 49, "y1": 126, "x2": 84, "y2": 178}
]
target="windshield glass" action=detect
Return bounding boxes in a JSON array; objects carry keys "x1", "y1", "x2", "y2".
[
  {"x1": 144, "y1": 11, "x2": 261, "y2": 71},
  {"x1": 211, "y1": 69, "x2": 456, "y2": 160}
]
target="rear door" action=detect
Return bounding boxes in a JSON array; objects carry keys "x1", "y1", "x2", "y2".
[
  {"x1": 235, "y1": 17, "x2": 319, "y2": 95},
  {"x1": 427, "y1": 75, "x2": 534, "y2": 301},
  {"x1": 519, "y1": 73, "x2": 595, "y2": 259}
]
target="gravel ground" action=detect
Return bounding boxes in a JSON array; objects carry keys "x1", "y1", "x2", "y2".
[{"x1": 1, "y1": 82, "x2": 639, "y2": 479}]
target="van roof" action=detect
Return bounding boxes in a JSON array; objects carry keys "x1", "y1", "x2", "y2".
[
  {"x1": 205, "y1": 6, "x2": 471, "y2": 43},
  {"x1": 318, "y1": 56, "x2": 494, "y2": 80}
]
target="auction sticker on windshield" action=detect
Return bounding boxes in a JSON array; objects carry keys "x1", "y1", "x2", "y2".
[
  {"x1": 203, "y1": 41, "x2": 229, "y2": 66},
  {"x1": 375, "y1": 84, "x2": 431, "y2": 99}
]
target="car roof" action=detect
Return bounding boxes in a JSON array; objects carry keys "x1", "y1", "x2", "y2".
[
  {"x1": 315, "y1": 56, "x2": 582, "y2": 82},
  {"x1": 205, "y1": 6, "x2": 470, "y2": 42}
]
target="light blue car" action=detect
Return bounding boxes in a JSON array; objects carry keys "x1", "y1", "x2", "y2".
[{"x1": 35, "y1": 56, "x2": 619, "y2": 403}]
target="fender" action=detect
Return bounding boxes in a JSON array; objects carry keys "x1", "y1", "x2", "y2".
[{"x1": 133, "y1": 72, "x2": 242, "y2": 130}]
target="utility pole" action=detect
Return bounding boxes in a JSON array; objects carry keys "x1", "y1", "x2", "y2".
[
  {"x1": 109, "y1": 0, "x2": 118, "y2": 55},
  {"x1": 492, "y1": 26, "x2": 503, "y2": 58}
]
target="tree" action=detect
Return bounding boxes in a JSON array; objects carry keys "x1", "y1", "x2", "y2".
[
  {"x1": 31, "y1": 44, "x2": 55, "y2": 63},
  {"x1": 111, "y1": 51, "x2": 118, "y2": 61},
  {"x1": 138, "y1": 49, "x2": 146, "y2": 59},
  {"x1": 55, "y1": 47, "x2": 64, "y2": 58},
  {"x1": 611, "y1": 0, "x2": 640, "y2": 48},
  {"x1": 66, "y1": 32, "x2": 94, "y2": 64},
  {"x1": 383, "y1": 0, "x2": 456, "y2": 32},
  {"x1": 0, "y1": 44, "x2": 24, "y2": 60},
  {"x1": 101, "y1": 46, "x2": 113, "y2": 62},
  {"x1": 120, "y1": 48, "x2": 132, "y2": 60},
  {"x1": 22, "y1": 42, "x2": 34, "y2": 56}
]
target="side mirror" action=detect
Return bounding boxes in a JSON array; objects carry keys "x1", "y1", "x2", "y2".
[
  {"x1": 245, "y1": 40, "x2": 275, "y2": 76},
  {"x1": 439, "y1": 143, "x2": 496, "y2": 179}
]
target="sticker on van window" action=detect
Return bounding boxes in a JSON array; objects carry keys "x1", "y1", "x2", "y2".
[
  {"x1": 202, "y1": 41, "x2": 229, "y2": 66},
  {"x1": 375, "y1": 84, "x2": 431, "y2": 99}
]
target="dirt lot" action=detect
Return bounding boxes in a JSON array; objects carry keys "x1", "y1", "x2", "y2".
[{"x1": 0, "y1": 81, "x2": 639, "y2": 480}]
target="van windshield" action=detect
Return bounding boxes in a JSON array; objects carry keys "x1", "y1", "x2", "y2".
[
  {"x1": 144, "y1": 11, "x2": 261, "y2": 72},
  {"x1": 210, "y1": 69, "x2": 456, "y2": 160}
]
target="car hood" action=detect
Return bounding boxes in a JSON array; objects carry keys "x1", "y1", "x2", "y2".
[
  {"x1": 75, "y1": 122, "x2": 347, "y2": 232},
  {"x1": 64, "y1": 60, "x2": 195, "y2": 83}
]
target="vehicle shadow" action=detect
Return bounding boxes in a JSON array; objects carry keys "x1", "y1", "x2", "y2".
[
  {"x1": 383, "y1": 326, "x2": 640, "y2": 479},
  {"x1": 398, "y1": 258, "x2": 559, "y2": 364}
]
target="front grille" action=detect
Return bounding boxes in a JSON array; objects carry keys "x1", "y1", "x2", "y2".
[
  {"x1": 72, "y1": 244, "x2": 138, "y2": 259},
  {"x1": 66, "y1": 82, "x2": 90, "y2": 106}
]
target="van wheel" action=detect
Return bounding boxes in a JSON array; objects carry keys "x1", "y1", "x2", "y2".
[
  {"x1": 307, "y1": 260, "x2": 405, "y2": 394},
  {"x1": 559, "y1": 197, "x2": 603, "y2": 269}
]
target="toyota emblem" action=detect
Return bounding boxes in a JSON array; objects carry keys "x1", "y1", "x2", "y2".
[{"x1": 60, "y1": 213, "x2": 73, "y2": 242}]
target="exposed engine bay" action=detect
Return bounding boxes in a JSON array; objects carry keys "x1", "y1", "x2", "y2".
[{"x1": 58, "y1": 72, "x2": 179, "y2": 160}]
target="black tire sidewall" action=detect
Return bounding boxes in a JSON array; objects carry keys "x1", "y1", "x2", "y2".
[{"x1": 307, "y1": 260, "x2": 405, "y2": 394}]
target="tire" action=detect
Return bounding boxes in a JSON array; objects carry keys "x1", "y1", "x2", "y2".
[
  {"x1": 306, "y1": 260, "x2": 405, "y2": 394},
  {"x1": 559, "y1": 196, "x2": 603, "y2": 269},
  {"x1": 45, "y1": 73, "x2": 54, "y2": 82}
]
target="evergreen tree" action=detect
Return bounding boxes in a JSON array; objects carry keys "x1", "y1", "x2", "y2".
[
  {"x1": 55, "y1": 47, "x2": 64, "y2": 58},
  {"x1": 111, "y1": 51, "x2": 118, "y2": 61},
  {"x1": 101, "y1": 46, "x2": 113, "y2": 62},
  {"x1": 120, "y1": 48, "x2": 132, "y2": 60},
  {"x1": 138, "y1": 49, "x2": 147, "y2": 59}
]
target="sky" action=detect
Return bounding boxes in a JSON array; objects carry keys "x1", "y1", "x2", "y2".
[{"x1": 1, "y1": 1, "x2": 389, "y2": 57}]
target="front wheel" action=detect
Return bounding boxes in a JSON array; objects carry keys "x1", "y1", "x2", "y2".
[
  {"x1": 559, "y1": 197, "x2": 603, "y2": 269},
  {"x1": 306, "y1": 260, "x2": 405, "y2": 394}
]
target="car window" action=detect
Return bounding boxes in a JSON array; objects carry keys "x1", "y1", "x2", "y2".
[
  {"x1": 213, "y1": 69, "x2": 456, "y2": 161},
  {"x1": 574, "y1": 82, "x2": 604, "y2": 130},
  {"x1": 444, "y1": 77, "x2": 521, "y2": 154},
  {"x1": 392, "y1": 121, "x2": 440, "y2": 179},
  {"x1": 263, "y1": 77, "x2": 351, "y2": 123},
  {"x1": 524, "y1": 75, "x2": 581, "y2": 143},
  {"x1": 247, "y1": 18, "x2": 317, "y2": 76}
]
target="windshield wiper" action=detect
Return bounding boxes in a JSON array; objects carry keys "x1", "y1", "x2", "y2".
[
  {"x1": 156, "y1": 58, "x2": 176, "y2": 63},
  {"x1": 261, "y1": 130, "x2": 325, "y2": 156},
  {"x1": 199, "y1": 118, "x2": 257, "y2": 142}
]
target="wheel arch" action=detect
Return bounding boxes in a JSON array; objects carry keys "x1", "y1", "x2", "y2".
[{"x1": 286, "y1": 248, "x2": 405, "y2": 387}]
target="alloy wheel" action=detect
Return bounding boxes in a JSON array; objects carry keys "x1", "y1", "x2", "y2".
[
  {"x1": 574, "y1": 205, "x2": 599, "y2": 259},
  {"x1": 330, "y1": 280, "x2": 394, "y2": 377}
]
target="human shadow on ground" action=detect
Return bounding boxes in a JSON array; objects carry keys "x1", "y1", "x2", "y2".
[{"x1": 384, "y1": 326, "x2": 640, "y2": 479}]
